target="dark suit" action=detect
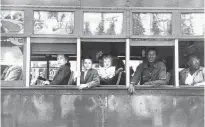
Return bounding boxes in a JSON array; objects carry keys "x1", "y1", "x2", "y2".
[
  {"x1": 1, "y1": 65, "x2": 22, "y2": 81},
  {"x1": 80, "y1": 68, "x2": 100, "y2": 88},
  {"x1": 50, "y1": 63, "x2": 71, "y2": 85}
]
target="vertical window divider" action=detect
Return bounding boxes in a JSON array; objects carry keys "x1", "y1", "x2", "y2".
[
  {"x1": 26, "y1": 37, "x2": 31, "y2": 87},
  {"x1": 77, "y1": 38, "x2": 81, "y2": 86},
  {"x1": 126, "y1": 38, "x2": 130, "y2": 88},
  {"x1": 174, "y1": 39, "x2": 179, "y2": 87}
]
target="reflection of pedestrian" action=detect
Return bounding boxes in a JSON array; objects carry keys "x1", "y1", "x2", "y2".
[
  {"x1": 1, "y1": 51, "x2": 23, "y2": 81},
  {"x1": 74, "y1": 96, "x2": 95, "y2": 127},
  {"x1": 1, "y1": 65, "x2": 22, "y2": 81},
  {"x1": 0, "y1": 22, "x2": 9, "y2": 33}
]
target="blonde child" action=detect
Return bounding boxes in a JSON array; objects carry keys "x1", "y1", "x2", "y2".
[{"x1": 98, "y1": 55, "x2": 115, "y2": 84}]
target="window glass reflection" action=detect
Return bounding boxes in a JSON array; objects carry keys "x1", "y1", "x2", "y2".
[
  {"x1": 1, "y1": 38, "x2": 24, "y2": 81},
  {"x1": 133, "y1": 13, "x2": 172, "y2": 35},
  {"x1": 34, "y1": 11, "x2": 74, "y2": 34},
  {"x1": 0, "y1": 10, "x2": 24, "y2": 34},
  {"x1": 84, "y1": 13, "x2": 123, "y2": 35},
  {"x1": 181, "y1": 13, "x2": 204, "y2": 35}
]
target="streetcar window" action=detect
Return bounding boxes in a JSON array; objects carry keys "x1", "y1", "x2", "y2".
[
  {"x1": 83, "y1": 12, "x2": 123, "y2": 35},
  {"x1": 1, "y1": 38, "x2": 24, "y2": 86},
  {"x1": 181, "y1": 13, "x2": 204, "y2": 35},
  {"x1": 30, "y1": 43, "x2": 77, "y2": 86},
  {"x1": 133, "y1": 13, "x2": 172, "y2": 36},
  {"x1": 0, "y1": 10, "x2": 24, "y2": 34},
  {"x1": 130, "y1": 46, "x2": 174, "y2": 85},
  {"x1": 179, "y1": 41, "x2": 204, "y2": 86},
  {"x1": 81, "y1": 42, "x2": 126, "y2": 85},
  {"x1": 34, "y1": 11, "x2": 74, "y2": 34}
]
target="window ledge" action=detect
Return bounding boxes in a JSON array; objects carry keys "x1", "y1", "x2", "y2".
[{"x1": 1, "y1": 85, "x2": 204, "y2": 90}]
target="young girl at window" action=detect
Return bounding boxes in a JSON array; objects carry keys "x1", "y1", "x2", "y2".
[{"x1": 98, "y1": 55, "x2": 116, "y2": 85}]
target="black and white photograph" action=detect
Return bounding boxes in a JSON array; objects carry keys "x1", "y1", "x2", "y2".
[{"x1": 1, "y1": 0, "x2": 204, "y2": 127}]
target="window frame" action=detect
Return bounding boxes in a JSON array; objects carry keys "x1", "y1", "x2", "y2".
[
  {"x1": 0, "y1": 8, "x2": 25, "y2": 35},
  {"x1": 28, "y1": 37, "x2": 79, "y2": 87},
  {"x1": 32, "y1": 9, "x2": 75, "y2": 36},
  {"x1": 130, "y1": 9, "x2": 175, "y2": 38},
  {"x1": 179, "y1": 11, "x2": 204, "y2": 37},
  {"x1": 129, "y1": 39, "x2": 178, "y2": 87},
  {"x1": 80, "y1": 38, "x2": 127, "y2": 87},
  {"x1": 1, "y1": 37, "x2": 27, "y2": 87},
  {"x1": 81, "y1": 9, "x2": 127, "y2": 38}
]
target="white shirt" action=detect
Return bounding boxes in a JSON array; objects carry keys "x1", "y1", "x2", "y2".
[
  {"x1": 98, "y1": 66, "x2": 115, "y2": 79},
  {"x1": 84, "y1": 70, "x2": 88, "y2": 80},
  {"x1": 185, "y1": 72, "x2": 194, "y2": 85}
]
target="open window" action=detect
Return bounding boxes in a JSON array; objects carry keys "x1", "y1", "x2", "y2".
[
  {"x1": 130, "y1": 40, "x2": 175, "y2": 86},
  {"x1": 178, "y1": 40, "x2": 204, "y2": 86},
  {"x1": 30, "y1": 38, "x2": 77, "y2": 86},
  {"x1": 1, "y1": 37, "x2": 25, "y2": 86},
  {"x1": 81, "y1": 41, "x2": 126, "y2": 86}
]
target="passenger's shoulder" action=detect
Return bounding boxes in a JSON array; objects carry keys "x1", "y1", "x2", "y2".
[
  {"x1": 10, "y1": 65, "x2": 22, "y2": 71},
  {"x1": 157, "y1": 61, "x2": 166, "y2": 66},
  {"x1": 91, "y1": 68, "x2": 98, "y2": 73},
  {"x1": 61, "y1": 64, "x2": 70, "y2": 70},
  {"x1": 180, "y1": 68, "x2": 189, "y2": 75}
]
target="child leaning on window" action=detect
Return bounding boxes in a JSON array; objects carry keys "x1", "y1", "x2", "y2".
[{"x1": 98, "y1": 55, "x2": 116, "y2": 84}]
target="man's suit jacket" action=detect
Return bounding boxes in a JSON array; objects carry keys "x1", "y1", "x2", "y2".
[
  {"x1": 50, "y1": 63, "x2": 71, "y2": 85},
  {"x1": 2, "y1": 65, "x2": 22, "y2": 81},
  {"x1": 80, "y1": 68, "x2": 100, "y2": 88}
]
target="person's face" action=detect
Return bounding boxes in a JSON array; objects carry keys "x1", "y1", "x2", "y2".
[
  {"x1": 189, "y1": 57, "x2": 200, "y2": 70},
  {"x1": 104, "y1": 58, "x2": 112, "y2": 68},
  {"x1": 83, "y1": 59, "x2": 92, "y2": 70},
  {"x1": 57, "y1": 55, "x2": 67, "y2": 66},
  {"x1": 147, "y1": 50, "x2": 157, "y2": 63}
]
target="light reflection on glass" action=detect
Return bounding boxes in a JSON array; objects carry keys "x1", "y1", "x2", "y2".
[
  {"x1": 181, "y1": 13, "x2": 204, "y2": 35},
  {"x1": 34, "y1": 11, "x2": 74, "y2": 34},
  {"x1": 0, "y1": 10, "x2": 24, "y2": 34},
  {"x1": 133, "y1": 13, "x2": 172, "y2": 35},
  {"x1": 84, "y1": 13, "x2": 123, "y2": 35}
]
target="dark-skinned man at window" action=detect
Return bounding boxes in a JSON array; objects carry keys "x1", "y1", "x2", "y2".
[{"x1": 128, "y1": 48, "x2": 167, "y2": 94}]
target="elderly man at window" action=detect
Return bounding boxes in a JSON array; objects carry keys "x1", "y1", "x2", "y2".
[{"x1": 180, "y1": 55, "x2": 205, "y2": 86}]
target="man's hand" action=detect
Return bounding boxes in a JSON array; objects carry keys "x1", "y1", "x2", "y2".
[
  {"x1": 194, "y1": 82, "x2": 205, "y2": 86},
  {"x1": 115, "y1": 68, "x2": 123, "y2": 74},
  {"x1": 43, "y1": 80, "x2": 50, "y2": 85},
  {"x1": 143, "y1": 81, "x2": 152, "y2": 85},
  {"x1": 78, "y1": 84, "x2": 89, "y2": 90},
  {"x1": 128, "y1": 83, "x2": 135, "y2": 94}
]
